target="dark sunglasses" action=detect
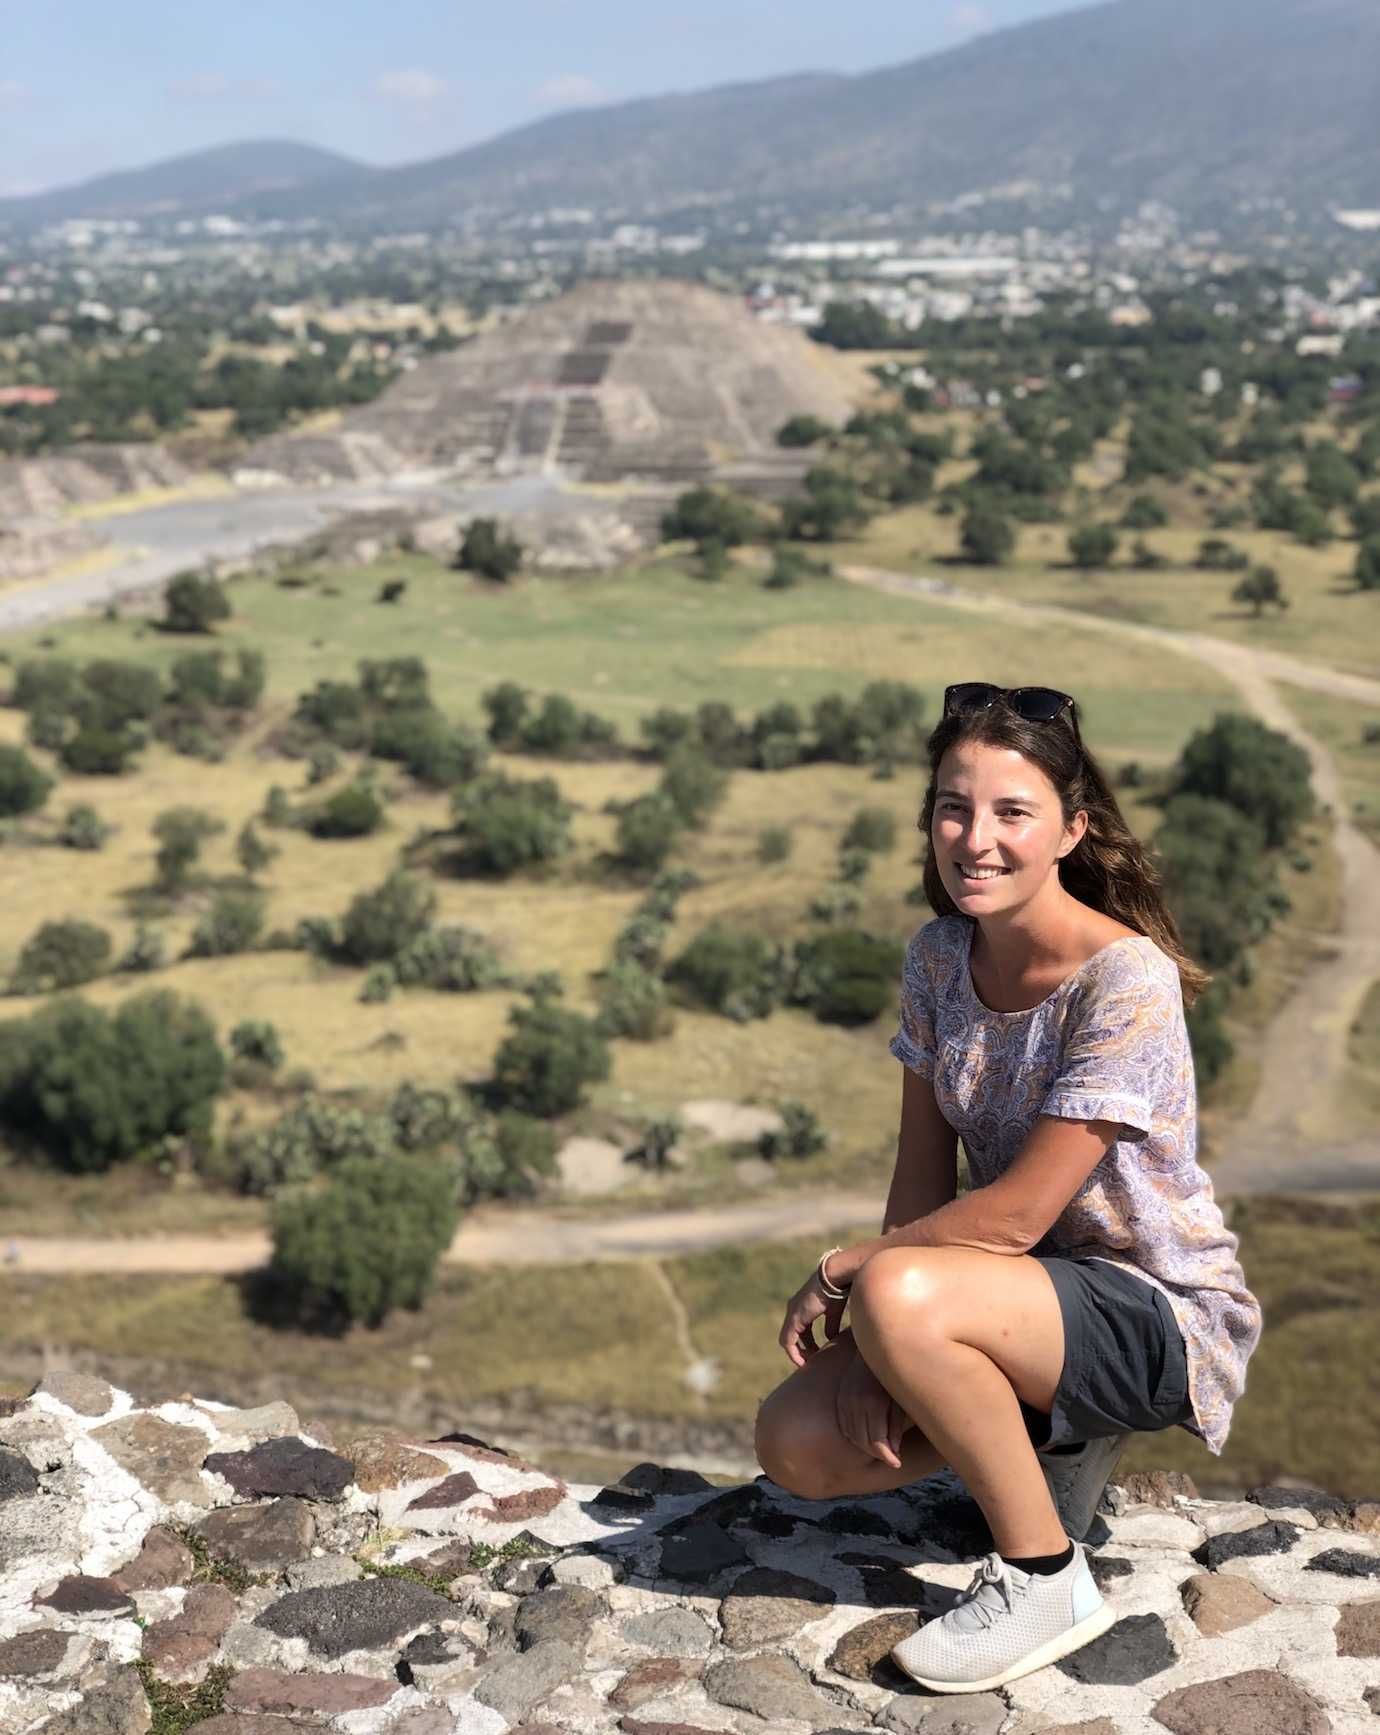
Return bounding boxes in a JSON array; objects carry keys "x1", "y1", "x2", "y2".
[{"x1": 943, "y1": 683, "x2": 1077, "y2": 727}]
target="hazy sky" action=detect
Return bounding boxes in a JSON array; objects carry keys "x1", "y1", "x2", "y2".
[{"x1": 0, "y1": 0, "x2": 1081, "y2": 197}]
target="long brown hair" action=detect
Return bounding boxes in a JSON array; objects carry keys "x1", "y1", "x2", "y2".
[{"x1": 916, "y1": 696, "x2": 1210, "y2": 1008}]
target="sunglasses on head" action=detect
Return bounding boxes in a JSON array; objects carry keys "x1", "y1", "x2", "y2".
[{"x1": 943, "y1": 683, "x2": 1077, "y2": 726}]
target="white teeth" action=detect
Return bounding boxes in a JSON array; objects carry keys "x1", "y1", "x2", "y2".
[{"x1": 961, "y1": 868, "x2": 1008, "y2": 879}]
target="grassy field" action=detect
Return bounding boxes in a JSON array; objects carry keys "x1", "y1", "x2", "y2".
[
  {"x1": 824, "y1": 494, "x2": 1377, "y2": 680},
  {"x1": 1274, "y1": 684, "x2": 1380, "y2": 848},
  {"x1": 2, "y1": 1194, "x2": 1375, "y2": 1499},
  {"x1": 0, "y1": 551, "x2": 1244, "y2": 1234}
]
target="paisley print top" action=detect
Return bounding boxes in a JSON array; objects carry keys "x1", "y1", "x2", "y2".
[{"x1": 888, "y1": 912, "x2": 1262, "y2": 1456}]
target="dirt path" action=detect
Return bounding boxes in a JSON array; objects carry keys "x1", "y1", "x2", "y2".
[
  {"x1": 840, "y1": 563, "x2": 1380, "y2": 1196},
  {"x1": 1, "y1": 1189, "x2": 883, "y2": 1276}
]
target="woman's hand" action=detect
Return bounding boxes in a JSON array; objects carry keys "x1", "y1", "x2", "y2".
[
  {"x1": 835, "y1": 1349, "x2": 909, "y2": 1470},
  {"x1": 778, "y1": 1266, "x2": 848, "y2": 1368}
]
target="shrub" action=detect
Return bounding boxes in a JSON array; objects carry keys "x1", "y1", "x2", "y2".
[
  {"x1": 808, "y1": 885, "x2": 864, "y2": 923},
  {"x1": 60, "y1": 725, "x2": 136, "y2": 775},
  {"x1": 0, "y1": 990, "x2": 224, "y2": 1172},
  {"x1": 379, "y1": 579, "x2": 407, "y2": 604},
  {"x1": 758, "y1": 1101, "x2": 828, "y2": 1162},
  {"x1": 219, "y1": 1094, "x2": 394, "y2": 1195},
  {"x1": 393, "y1": 926, "x2": 505, "y2": 992},
  {"x1": 1068, "y1": 524, "x2": 1119, "y2": 569},
  {"x1": 153, "y1": 806, "x2": 224, "y2": 893},
  {"x1": 660, "y1": 486, "x2": 764, "y2": 550},
  {"x1": 960, "y1": 505, "x2": 1016, "y2": 566},
  {"x1": 1195, "y1": 537, "x2": 1250, "y2": 573},
  {"x1": 450, "y1": 774, "x2": 573, "y2": 875},
  {"x1": 118, "y1": 924, "x2": 167, "y2": 973},
  {"x1": 780, "y1": 467, "x2": 871, "y2": 541},
  {"x1": 480, "y1": 681, "x2": 529, "y2": 747},
  {"x1": 843, "y1": 807, "x2": 896, "y2": 855},
  {"x1": 11, "y1": 920, "x2": 113, "y2": 994},
  {"x1": 490, "y1": 1000, "x2": 611, "y2": 1118},
  {"x1": 776, "y1": 414, "x2": 833, "y2": 449},
  {"x1": 758, "y1": 825, "x2": 792, "y2": 864},
  {"x1": 792, "y1": 927, "x2": 904, "y2": 1025},
  {"x1": 293, "y1": 679, "x2": 370, "y2": 749},
  {"x1": 626, "y1": 1116, "x2": 682, "y2": 1172},
  {"x1": 1169, "y1": 712, "x2": 1313, "y2": 849},
  {"x1": 371, "y1": 709, "x2": 487, "y2": 787},
  {"x1": 456, "y1": 517, "x2": 523, "y2": 582},
  {"x1": 1355, "y1": 538, "x2": 1380, "y2": 592},
  {"x1": 360, "y1": 964, "x2": 396, "y2": 1003},
  {"x1": 660, "y1": 745, "x2": 728, "y2": 829},
  {"x1": 595, "y1": 960, "x2": 675, "y2": 1041},
  {"x1": 616, "y1": 794, "x2": 682, "y2": 872},
  {"x1": 1232, "y1": 565, "x2": 1289, "y2": 617},
  {"x1": 0, "y1": 746, "x2": 53, "y2": 819},
  {"x1": 58, "y1": 804, "x2": 112, "y2": 850},
  {"x1": 341, "y1": 870, "x2": 437, "y2": 966},
  {"x1": 11, "y1": 657, "x2": 81, "y2": 715},
  {"x1": 666, "y1": 924, "x2": 789, "y2": 1022},
  {"x1": 235, "y1": 820, "x2": 278, "y2": 881},
  {"x1": 80, "y1": 659, "x2": 163, "y2": 727},
  {"x1": 310, "y1": 782, "x2": 385, "y2": 839},
  {"x1": 269, "y1": 1154, "x2": 459, "y2": 1328},
  {"x1": 230, "y1": 1020, "x2": 284, "y2": 1070},
  {"x1": 1120, "y1": 494, "x2": 1169, "y2": 530},
  {"x1": 188, "y1": 891, "x2": 265, "y2": 958},
  {"x1": 163, "y1": 572, "x2": 232, "y2": 633},
  {"x1": 613, "y1": 912, "x2": 670, "y2": 971}
]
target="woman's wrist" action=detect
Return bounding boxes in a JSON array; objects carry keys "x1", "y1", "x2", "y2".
[{"x1": 818, "y1": 1245, "x2": 856, "y2": 1295}]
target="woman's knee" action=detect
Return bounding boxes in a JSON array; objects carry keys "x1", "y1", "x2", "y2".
[
  {"x1": 849, "y1": 1246, "x2": 948, "y2": 1342},
  {"x1": 754, "y1": 1383, "x2": 852, "y2": 1501}
]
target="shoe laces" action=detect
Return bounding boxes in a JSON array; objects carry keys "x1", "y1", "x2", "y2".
[{"x1": 948, "y1": 1552, "x2": 1019, "y2": 1633}]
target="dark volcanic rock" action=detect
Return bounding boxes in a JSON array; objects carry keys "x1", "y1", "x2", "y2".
[
  {"x1": 37, "y1": 1574, "x2": 136, "y2": 1616},
  {"x1": 514, "y1": 1585, "x2": 605, "y2": 1652},
  {"x1": 1305, "y1": 1546, "x2": 1380, "y2": 1580},
  {"x1": 194, "y1": 1497, "x2": 317, "y2": 1570},
  {"x1": 827, "y1": 1611, "x2": 921, "y2": 1681},
  {"x1": 0, "y1": 1628, "x2": 71, "y2": 1678},
  {"x1": 1192, "y1": 1521, "x2": 1302, "y2": 1570},
  {"x1": 256, "y1": 1576, "x2": 456, "y2": 1658},
  {"x1": 657, "y1": 1522, "x2": 750, "y2": 1586},
  {"x1": 405, "y1": 1470, "x2": 481, "y2": 1511},
  {"x1": 1056, "y1": 1612, "x2": 1177, "y2": 1685},
  {"x1": 1151, "y1": 1666, "x2": 1331, "y2": 1735},
  {"x1": 719, "y1": 1566, "x2": 835, "y2": 1649},
  {"x1": 619, "y1": 1461, "x2": 715, "y2": 1497},
  {"x1": 589, "y1": 1482, "x2": 657, "y2": 1513},
  {"x1": 204, "y1": 1435, "x2": 354, "y2": 1501},
  {"x1": 111, "y1": 1524, "x2": 196, "y2": 1592},
  {"x1": 0, "y1": 1444, "x2": 40, "y2": 1500},
  {"x1": 1247, "y1": 1484, "x2": 1350, "y2": 1521}
]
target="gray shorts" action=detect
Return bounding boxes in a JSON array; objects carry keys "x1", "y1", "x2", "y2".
[{"x1": 1018, "y1": 1256, "x2": 1193, "y2": 1450}]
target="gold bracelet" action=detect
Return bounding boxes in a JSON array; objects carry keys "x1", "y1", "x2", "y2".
[{"x1": 817, "y1": 1246, "x2": 850, "y2": 1300}]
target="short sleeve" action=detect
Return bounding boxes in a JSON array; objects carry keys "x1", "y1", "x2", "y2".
[
  {"x1": 889, "y1": 925, "x2": 937, "y2": 1080},
  {"x1": 1040, "y1": 945, "x2": 1181, "y2": 1142}
]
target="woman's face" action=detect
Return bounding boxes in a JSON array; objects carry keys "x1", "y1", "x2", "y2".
[{"x1": 930, "y1": 741, "x2": 1085, "y2": 911}]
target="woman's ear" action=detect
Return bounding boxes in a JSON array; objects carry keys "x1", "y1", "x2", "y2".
[{"x1": 1058, "y1": 809, "x2": 1089, "y2": 859}]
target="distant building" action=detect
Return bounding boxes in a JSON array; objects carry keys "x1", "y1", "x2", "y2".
[{"x1": 0, "y1": 386, "x2": 60, "y2": 407}]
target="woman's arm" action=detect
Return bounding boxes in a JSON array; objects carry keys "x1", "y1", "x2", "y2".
[{"x1": 882, "y1": 1066, "x2": 959, "y2": 1233}]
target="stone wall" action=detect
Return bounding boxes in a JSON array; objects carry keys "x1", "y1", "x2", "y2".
[{"x1": 1, "y1": 1379, "x2": 1377, "y2": 1735}]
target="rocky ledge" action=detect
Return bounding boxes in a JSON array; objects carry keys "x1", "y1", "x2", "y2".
[{"x1": 1, "y1": 1377, "x2": 1378, "y2": 1735}]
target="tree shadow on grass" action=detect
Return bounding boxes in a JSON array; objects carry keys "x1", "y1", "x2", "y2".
[{"x1": 236, "y1": 1265, "x2": 355, "y2": 1340}]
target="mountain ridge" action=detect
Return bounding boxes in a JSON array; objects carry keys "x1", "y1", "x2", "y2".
[{"x1": 4, "y1": 0, "x2": 1378, "y2": 236}]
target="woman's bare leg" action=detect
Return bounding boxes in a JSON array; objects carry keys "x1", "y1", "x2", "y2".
[
  {"x1": 754, "y1": 1327, "x2": 948, "y2": 1499},
  {"x1": 847, "y1": 1246, "x2": 1069, "y2": 1559}
]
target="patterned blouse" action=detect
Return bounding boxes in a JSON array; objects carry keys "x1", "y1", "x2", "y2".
[{"x1": 888, "y1": 912, "x2": 1262, "y2": 1456}]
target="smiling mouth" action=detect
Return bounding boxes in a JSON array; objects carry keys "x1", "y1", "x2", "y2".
[{"x1": 957, "y1": 866, "x2": 1011, "y2": 880}]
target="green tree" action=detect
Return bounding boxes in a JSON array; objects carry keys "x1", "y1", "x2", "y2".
[
  {"x1": 660, "y1": 486, "x2": 764, "y2": 550},
  {"x1": 0, "y1": 745, "x2": 53, "y2": 819},
  {"x1": 666, "y1": 924, "x2": 789, "y2": 1022},
  {"x1": 491, "y1": 999, "x2": 611, "y2": 1118},
  {"x1": 340, "y1": 870, "x2": 437, "y2": 965},
  {"x1": 10, "y1": 921, "x2": 112, "y2": 994},
  {"x1": 1068, "y1": 524, "x2": 1120, "y2": 569},
  {"x1": 59, "y1": 804, "x2": 112, "y2": 850},
  {"x1": 1355, "y1": 538, "x2": 1380, "y2": 592},
  {"x1": 163, "y1": 572, "x2": 232, "y2": 634},
  {"x1": 450, "y1": 774, "x2": 573, "y2": 875},
  {"x1": 616, "y1": 793, "x2": 682, "y2": 873},
  {"x1": 269, "y1": 1154, "x2": 459, "y2": 1329},
  {"x1": 235, "y1": 820, "x2": 278, "y2": 882},
  {"x1": 1170, "y1": 713, "x2": 1313, "y2": 849},
  {"x1": 1231, "y1": 565, "x2": 1289, "y2": 618},
  {"x1": 791, "y1": 928, "x2": 906, "y2": 1025},
  {"x1": 0, "y1": 990, "x2": 224, "y2": 1173},
  {"x1": 188, "y1": 891, "x2": 265, "y2": 958},
  {"x1": 776, "y1": 414, "x2": 833, "y2": 448},
  {"x1": 310, "y1": 782, "x2": 385, "y2": 839},
  {"x1": 456, "y1": 518, "x2": 523, "y2": 581},
  {"x1": 152, "y1": 807, "x2": 224, "y2": 893},
  {"x1": 960, "y1": 505, "x2": 1016, "y2": 566},
  {"x1": 595, "y1": 960, "x2": 675, "y2": 1041},
  {"x1": 842, "y1": 807, "x2": 897, "y2": 854},
  {"x1": 1121, "y1": 495, "x2": 1169, "y2": 531}
]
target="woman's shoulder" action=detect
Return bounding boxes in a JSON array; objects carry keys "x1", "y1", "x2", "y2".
[
  {"x1": 1077, "y1": 926, "x2": 1184, "y2": 1013},
  {"x1": 905, "y1": 912, "x2": 971, "y2": 970}
]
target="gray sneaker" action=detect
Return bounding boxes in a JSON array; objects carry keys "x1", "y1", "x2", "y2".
[{"x1": 1038, "y1": 1433, "x2": 1129, "y2": 1542}]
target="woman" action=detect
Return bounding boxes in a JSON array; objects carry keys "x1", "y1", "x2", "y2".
[{"x1": 754, "y1": 681, "x2": 1263, "y2": 1695}]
